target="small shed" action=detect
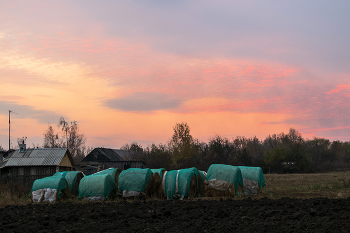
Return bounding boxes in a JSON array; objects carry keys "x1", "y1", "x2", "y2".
[
  {"x1": 0, "y1": 148, "x2": 75, "y2": 187},
  {"x1": 80, "y1": 148, "x2": 146, "y2": 174}
]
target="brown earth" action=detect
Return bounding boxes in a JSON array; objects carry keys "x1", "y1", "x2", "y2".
[{"x1": 1, "y1": 197, "x2": 350, "y2": 232}]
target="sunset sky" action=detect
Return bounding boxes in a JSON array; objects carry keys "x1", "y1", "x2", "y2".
[{"x1": 1, "y1": 1, "x2": 350, "y2": 150}]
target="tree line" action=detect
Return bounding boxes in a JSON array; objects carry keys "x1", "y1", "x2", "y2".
[
  {"x1": 41, "y1": 118, "x2": 350, "y2": 173},
  {"x1": 122, "y1": 123, "x2": 350, "y2": 173}
]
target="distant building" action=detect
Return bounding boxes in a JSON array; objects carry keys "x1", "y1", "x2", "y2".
[
  {"x1": 80, "y1": 147, "x2": 146, "y2": 175},
  {"x1": 0, "y1": 146, "x2": 75, "y2": 187}
]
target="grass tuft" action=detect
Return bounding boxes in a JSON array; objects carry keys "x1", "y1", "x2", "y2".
[{"x1": 0, "y1": 182, "x2": 31, "y2": 208}]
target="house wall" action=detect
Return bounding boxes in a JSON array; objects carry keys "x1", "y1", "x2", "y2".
[
  {"x1": 59, "y1": 153, "x2": 74, "y2": 167},
  {"x1": 10, "y1": 166, "x2": 56, "y2": 177},
  {"x1": 0, "y1": 166, "x2": 57, "y2": 187},
  {"x1": 0, "y1": 165, "x2": 74, "y2": 187}
]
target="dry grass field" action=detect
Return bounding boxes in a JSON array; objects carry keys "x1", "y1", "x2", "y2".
[
  {"x1": 260, "y1": 171, "x2": 350, "y2": 199},
  {"x1": 1, "y1": 171, "x2": 350, "y2": 208},
  {"x1": 0, "y1": 182, "x2": 31, "y2": 208}
]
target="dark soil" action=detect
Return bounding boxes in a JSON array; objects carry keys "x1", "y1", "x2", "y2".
[{"x1": 1, "y1": 197, "x2": 350, "y2": 232}]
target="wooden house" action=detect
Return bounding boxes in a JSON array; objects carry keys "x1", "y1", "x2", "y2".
[
  {"x1": 0, "y1": 147, "x2": 75, "y2": 187},
  {"x1": 80, "y1": 147, "x2": 146, "y2": 174}
]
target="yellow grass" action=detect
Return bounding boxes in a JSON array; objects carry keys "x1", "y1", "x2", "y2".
[
  {"x1": 260, "y1": 171, "x2": 350, "y2": 199},
  {"x1": 0, "y1": 183, "x2": 32, "y2": 208},
  {"x1": 1, "y1": 171, "x2": 350, "y2": 208}
]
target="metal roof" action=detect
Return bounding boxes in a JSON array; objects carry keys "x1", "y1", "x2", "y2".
[
  {"x1": 95, "y1": 148, "x2": 124, "y2": 161},
  {"x1": 1, "y1": 148, "x2": 69, "y2": 168},
  {"x1": 113, "y1": 149, "x2": 129, "y2": 160}
]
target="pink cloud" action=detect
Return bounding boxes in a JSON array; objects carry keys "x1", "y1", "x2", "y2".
[{"x1": 327, "y1": 84, "x2": 350, "y2": 94}]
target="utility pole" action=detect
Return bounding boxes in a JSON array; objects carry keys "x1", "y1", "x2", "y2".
[{"x1": 9, "y1": 110, "x2": 18, "y2": 151}]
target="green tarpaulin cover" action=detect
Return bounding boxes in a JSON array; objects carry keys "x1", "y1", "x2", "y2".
[
  {"x1": 53, "y1": 171, "x2": 68, "y2": 178},
  {"x1": 181, "y1": 167, "x2": 201, "y2": 195},
  {"x1": 90, "y1": 168, "x2": 118, "y2": 180},
  {"x1": 78, "y1": 174, "x2": 116, "y2": 199},
  {"x1": 164, "y1": 169, "x2": 197, "y2": 199},
  {"x1": 182, "y1": 167, "x2": 200, "y2": 177},
  {"x1": 206, "y1": 164, "x2": 244, "y2": 196},
  {"x1": 118, "y1": 168, "x2": 152, "y2": 192},
  {"x1": 238, "y1": 166, "x2": 266, "y2": 190},
  {"x1": 30, "y1": 176, "x2": 68, "y2": 198},
  {"x1": 53, "y1": 171, "x2": 83, "y2": 194},
  {"x1": 151, "y1": 168, "x2": 166, "y2": 178}
]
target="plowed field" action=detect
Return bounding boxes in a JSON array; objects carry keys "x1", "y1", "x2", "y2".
[{"x1": 1, "y1": 197, "x2": 349, "y2": 232}]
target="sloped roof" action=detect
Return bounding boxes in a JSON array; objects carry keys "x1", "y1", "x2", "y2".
[
  {"x1": 96, "y1": 148, "x2": 124, "y2": 161},
  {"x1": 113, "y1": 149, "x2": 130, "y2": 160},
  {"x1": 2, "y1": 149, "x2": 15, "y2": 159},
  {"x1": 0, "y1": 148, "x2": 74, "y2": 168}
]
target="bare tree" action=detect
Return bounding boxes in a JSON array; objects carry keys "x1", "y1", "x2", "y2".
[
  {"x1": 65, "y1": 120, "x2": 86, "y2": 160},
  {"x1": 120, "y1": 142, "x2": 143, "y2": 160},
  {"x1": 59, "y1": 117, "x2": 69, "y2": 149},
  {"x1": 43, "y1": 125, "x2": 62, "y2": 148},
  {"x1": 43, "y1": 117, "x2": 87, "y2": 164}
]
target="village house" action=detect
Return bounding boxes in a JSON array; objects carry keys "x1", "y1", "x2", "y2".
[
  {"x1": 80, "y1": 147, "x2": 146, "y2": 174},
  {"x1": 0, "y1": 145, "x2": 75, "y2": 187}
]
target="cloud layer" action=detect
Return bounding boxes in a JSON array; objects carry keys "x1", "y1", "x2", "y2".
[
  {"x1": 0, "y1": 0, "x2": 350, "y2": 149},
  {"x1": 105, "y1": 92, "x2": 182, "y2": 112}
]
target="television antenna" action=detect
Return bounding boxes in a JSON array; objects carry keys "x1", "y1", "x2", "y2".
[{"x1": 9, "y1": 110, "x2": 18, "y2": 150}]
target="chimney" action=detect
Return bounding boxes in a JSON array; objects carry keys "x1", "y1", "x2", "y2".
[
  {"x1": 17, "y1": 137, "x2": 27, "y2": 153},
  {"x1": 19, "y1": 143, "x2": 26, "y2": 153}
]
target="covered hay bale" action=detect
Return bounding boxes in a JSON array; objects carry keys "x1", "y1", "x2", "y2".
[
  {"x1": 151, "y1": 169, "x2": 167, "y2": 198},
  {"x1": 205, "y1": 164, "x2": 244, "y2": 197},
  {"x1": 181, "y1": 167, "x2": 203, "y2": 197},
  {"x1": 152, "y1": 172, "x2": 164, "y2": 198},
  {"x1": 78, "y1": 174, "x2": 117, "y2": 201},
  {"x1": 90, "y1": 168, "x2": 121, "y2": 192},
  {"x1": 151, "y1": 168, "x2": 166, "y2": 178},
  {"x1": 144, "y1": 173, "x2": 156, "y2": 198},
  {"x1": 205, "y1": 182, "x2": 243, "y2": 198},
  {"x1": 198, "y1": 170, "x2": 207, "y2": 197},
  {"x1": 164, "y1": 169, "x2": 198, "y2": 200},
  {"x1": 30, "y1": 176, "x2": 71, "y2": 203},
  {"x1": 53, "y1": 171, "x2": 84, "y2": 195},
  {"x1": 198, "y1": 170, "x2": 207, "y2": 184},
  {"x1": 118, "y1": 168, "x2": 155, "y2": 198},
  {"x1": 238, "y1": 166, "x2": 266, "y2": 196}
]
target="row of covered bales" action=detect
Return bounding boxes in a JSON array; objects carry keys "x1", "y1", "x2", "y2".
[{"x1": 29, "y1": 164, "x2": 266, "y2": 203}]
